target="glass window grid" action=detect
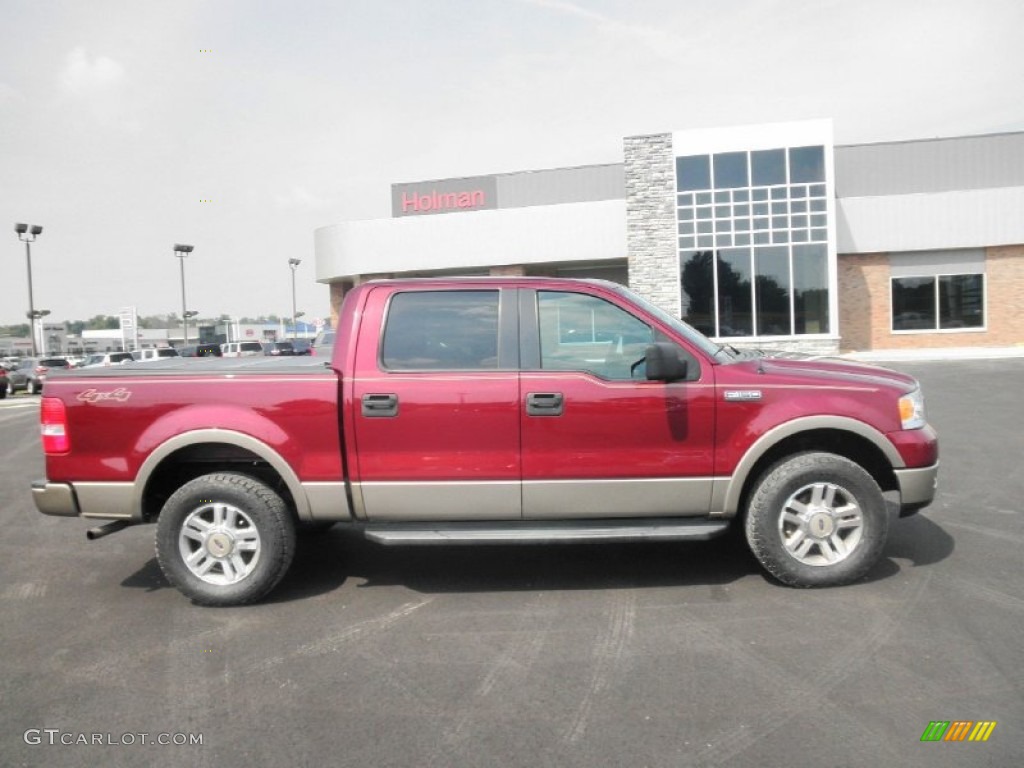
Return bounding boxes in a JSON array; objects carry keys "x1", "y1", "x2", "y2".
[
  {"x1": 677, "y1": 176, "x2": 828, "y2": 251},
  {"x1": 675, "y1": 146, "x2": 831, "y2": 337},
  {"x1": 676, "y1": 190, "x2": 829, "y2": 249}
]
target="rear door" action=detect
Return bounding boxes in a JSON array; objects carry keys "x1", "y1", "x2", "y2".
[
  {"x1": 351, "y1": 286, "x2": 521, "y2": 520},
  {"x1": 518, "y1": 287, "x2": 716, "y2": 519}
]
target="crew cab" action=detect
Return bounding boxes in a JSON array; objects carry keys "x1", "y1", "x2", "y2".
[{"x1": 32, "y1": 278, "x2": 938, "y2": 605}]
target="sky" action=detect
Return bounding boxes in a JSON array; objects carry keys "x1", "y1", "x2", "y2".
[{"x1": 2, "y1": 0, "x2": 1023, "y2": 327}]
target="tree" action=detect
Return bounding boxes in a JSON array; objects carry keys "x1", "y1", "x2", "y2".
[
  {"x1": 85, "y1": 315, "x2": 119, "y2": 330},
  {"x1": 0, "y1": 323, "x2": 31, "y2": 337}
]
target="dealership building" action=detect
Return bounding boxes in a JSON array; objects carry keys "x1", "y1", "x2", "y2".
[{"x1": 315, "y1": 120, "x2": 1024, "y2": 354}]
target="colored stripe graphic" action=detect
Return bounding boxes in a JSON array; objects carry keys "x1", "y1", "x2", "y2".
[
  {"x1": 920, "y1": 720, "x2": 997, "y2": 742},
  {"x1": 968, "y1": 722, "x2": 997, "y2": 742},
  {"x1": 944, "y1": 721, "x2": 973, "y2": 741}
]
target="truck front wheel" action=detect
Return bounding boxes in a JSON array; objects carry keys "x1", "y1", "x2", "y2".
[
  {"x1": 745, "y1": 452, "x2": 888, "y2": 587},
  {"x1": 155, "y1": 473, "x2": 296, "y2": 606}
]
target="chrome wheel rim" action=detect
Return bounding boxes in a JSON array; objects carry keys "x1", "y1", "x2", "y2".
[
  {"x1": 778, "y1": 482, "x2": 864, "y2": 566},
  {"x1": 178, "y1": 502, "x2": 261, "y2": 585}
]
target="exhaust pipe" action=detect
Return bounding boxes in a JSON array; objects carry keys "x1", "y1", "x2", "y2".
[{"x1": 87, "y1": 520, "x2": 133, "y2": 540}]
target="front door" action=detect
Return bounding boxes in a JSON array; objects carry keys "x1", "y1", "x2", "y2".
[{"x1": 518, "y1": 288, "x2": 716, "y2": 519}]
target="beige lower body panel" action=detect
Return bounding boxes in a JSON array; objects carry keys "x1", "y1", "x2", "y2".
[
  {"x1": 523, "y1": 478, "x2": 716, "y2": 519},
  {"x1": 301, "y1": 482, "x2": 352, "y2": 521},
  {"x1": 357, "y1": 481, "x2": 520, "y2": 521},
  {"x1": 75, "y1": 482, "x2": 137, "y2": 520},
  {"x1": 355, "y1": 478, "x2": 720, "y2": 521}
]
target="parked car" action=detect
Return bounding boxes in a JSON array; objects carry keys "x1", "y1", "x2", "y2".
[
  {"x1": 7, "y1": 357, "x2": 71, "y2": 394},
  {"x1": 80, "y1": 352, "x2": 135, "y2": 369},
  {"x1": 261, "y1": 341, "x2": 295, "y2": 356},
  {"x1": 310, "y1": 329, "x2": 335, "y2": 359},
  {"x1": 290, "y1": 339, "x2": 312, "y2": 356},
  {"x1": 221, "y1": 341, "x2": 265, "y2": 358},
  {"x1": 131, "y1": 348, "x2": 180, "y2": 362},
  {"x1": 179, "y1": 343, "x2": 223, "y2": 358}
]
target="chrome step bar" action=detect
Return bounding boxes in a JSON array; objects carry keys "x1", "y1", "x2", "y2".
[{"x1": 362, "y1": 519, "x2": 730, "y2": 545}]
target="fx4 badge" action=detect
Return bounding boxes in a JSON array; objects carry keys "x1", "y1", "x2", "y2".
[
  {"x1": 724, "y1": 390, "x2": 763, "y2": 402},
  {"x1": 77, "y1": 388, "x2": 132, "y2": 403}
]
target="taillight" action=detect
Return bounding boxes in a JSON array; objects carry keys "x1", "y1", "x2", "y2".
[
  {"x1": 35, "y1": 365, "x2": 49, "y2": 375},
  {"x1": 40, "y1": 397, "x2": 70, "y2": 454}
]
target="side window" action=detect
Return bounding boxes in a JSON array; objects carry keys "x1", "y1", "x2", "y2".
[
  {"x1": 382, "y1": 290, "x2": 500, "y2": 371},
  {"x1": 537, "y1": 291, "x2": 657, "y2": 380}
]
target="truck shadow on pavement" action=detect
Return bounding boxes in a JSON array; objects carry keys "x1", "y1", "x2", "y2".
[{"x1": 120, "y1": 513, "x2": 955, "y2": 602}]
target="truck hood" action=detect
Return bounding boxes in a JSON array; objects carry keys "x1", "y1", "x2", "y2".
[{"x1": 732, "y1": 355, "x2": 919, "y2": 392}]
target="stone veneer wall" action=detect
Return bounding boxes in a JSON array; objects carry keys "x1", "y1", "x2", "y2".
[{"x1": 624, "y1": 133, "x2": 681, "y2": 318}]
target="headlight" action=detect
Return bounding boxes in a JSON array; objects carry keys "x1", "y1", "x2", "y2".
[{"x1": 898, "y1": 387, "x2": 926, "y2": 430}]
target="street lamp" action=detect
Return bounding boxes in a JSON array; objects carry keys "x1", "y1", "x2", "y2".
[
  {"x1": 15, "y1": 223, "x2": 43, "y2": 356},
  {"x1": 173, "y1": 244, "x2": 195, "y2": 346},
  {"x1": 288, "y1": 258, "x2": 301, "y2": 340}
]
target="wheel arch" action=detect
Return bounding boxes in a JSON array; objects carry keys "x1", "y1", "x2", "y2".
[
  {"x1": 134, "y1": 429, "x2": 311, "y2": 523},
  {"x1": 723, "y1": 416, "x2": 902, "y2": 518}
]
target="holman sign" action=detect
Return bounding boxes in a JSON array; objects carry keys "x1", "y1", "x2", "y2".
[{"x1": 392, "y1": 175, "x2": 497, "y2": 217}]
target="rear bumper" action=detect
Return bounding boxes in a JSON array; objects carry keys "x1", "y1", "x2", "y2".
[
  {"x1": 32, "y1": 480, "x2": 136, "y2": 520},
  {"x1": 893, "y1": 462, "x2": 939, "y2": 516},
  {"x1": 32, "y1": 481, "x2": 80, "y2": 517}
]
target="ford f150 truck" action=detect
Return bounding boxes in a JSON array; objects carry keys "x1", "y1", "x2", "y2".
[{"x1": 32, "y1": 278, "x2": 938, "y2": 605}]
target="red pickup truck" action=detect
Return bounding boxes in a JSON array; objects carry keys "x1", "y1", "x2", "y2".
[{"x1": 33, "y1": 278, "x2": 938, "y2": 605}]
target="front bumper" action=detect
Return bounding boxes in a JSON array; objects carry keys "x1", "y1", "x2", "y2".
[{"x1": 893, "y1": 462, "x2": 939, "y2": 515}]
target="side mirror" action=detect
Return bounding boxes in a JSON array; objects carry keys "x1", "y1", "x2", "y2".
[{"x1": 644, "y1": 342, "x2": 688, "y2": 382}]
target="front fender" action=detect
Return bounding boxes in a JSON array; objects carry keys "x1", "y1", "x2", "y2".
[{"x1": 716, "y1": 415, "x2": 904, "y2": 516}]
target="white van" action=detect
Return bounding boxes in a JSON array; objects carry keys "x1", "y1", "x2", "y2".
[
  {"x1": 131, "y1": 348, "x2": 180, "y2": 362},
  {"x1": 221, "y1": 341, "x2": 265, "y2": 358}
]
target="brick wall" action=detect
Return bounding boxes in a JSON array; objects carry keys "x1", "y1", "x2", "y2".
[
  {"x1": 489, "y1": 265, "x2": 526, "y2": 276},
  {"x1": 986, "y1": 244, "x2": 1024, "y2": 345},
  {"x1": 838, "y1": 246, "x2": 1024, "y2": 351},
  {"x1": 624, "y1": 133, "x2": 681, "y2": 317},
  {"x1": 838, "y1": 253, "x2": 889, "y2": 352}
]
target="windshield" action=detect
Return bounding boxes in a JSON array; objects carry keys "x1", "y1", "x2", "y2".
[{"x1": 605, "y1": 282, "x2": 733, "y2": 361}]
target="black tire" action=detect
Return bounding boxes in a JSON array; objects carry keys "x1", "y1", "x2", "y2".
[
  {"x1": 155, "y1": 472, "x2": 296, "y2": 606},
  {"x1": 745, "y1": 452, "x2": 888, "y2": 587},
  {"x1": 0, "y1": 383, "x2": 7, "y2": 399}
]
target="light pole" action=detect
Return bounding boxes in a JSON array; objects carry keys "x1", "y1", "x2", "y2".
[
  {"x1": 31, "y1": 309, "x2": 51, "y2": 356},
  {"x1": 173, "y1": 244, "x2": 194, "y2": 346},
  {"x1": 15, "y1": 223, "x2": 43, "y2": 356},
  {"x1": 288, "y1": 258, "x2": 301, "y2": 340}
]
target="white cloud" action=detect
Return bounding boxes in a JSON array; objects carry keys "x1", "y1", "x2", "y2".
[{"x1": 60, "y1": 47, "x2": 125, "y2": 96}]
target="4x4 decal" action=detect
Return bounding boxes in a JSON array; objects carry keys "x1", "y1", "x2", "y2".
[{"x1": 77, "y1": 388, "x2": 132, "y2": 403}]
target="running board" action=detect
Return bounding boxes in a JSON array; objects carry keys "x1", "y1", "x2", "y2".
[{"x1": 362, "y1": 519, "x2": 731, "y2": 545}]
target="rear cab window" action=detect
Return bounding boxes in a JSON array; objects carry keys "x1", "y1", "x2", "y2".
[{"x1": 381, "y1": 290, "x2": 501, "y2": 371}]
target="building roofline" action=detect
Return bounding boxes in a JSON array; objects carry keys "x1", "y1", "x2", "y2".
[{"x1": 837, "y1": 129, "x2": 1024, "y2": 150}]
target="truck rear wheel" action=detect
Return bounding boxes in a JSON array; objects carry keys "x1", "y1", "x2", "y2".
[
  {"x1": 745, "y1": 452, "x2": 888, "y2": 587},
  {"x1": 155, "y1": 473, "x2": 296, "y2": 606}
]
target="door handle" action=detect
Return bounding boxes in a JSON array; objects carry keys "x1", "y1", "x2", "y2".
[
  {"x1": 526, "y1": 392, "x2": 564, "y2": 416},
  {"x1": 362, "y1": 393, "x2": 399, "y2": 417}
]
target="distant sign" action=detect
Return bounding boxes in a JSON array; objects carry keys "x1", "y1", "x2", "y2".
[
  {"x1": 392, "y1": 175, "x2": 497, "y2": 218},
  {"x1": 245, "y1": 329, "x2": 255, "y2": 337}
]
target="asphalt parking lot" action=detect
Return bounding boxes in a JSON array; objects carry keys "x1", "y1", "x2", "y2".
[{"x1": 1, "y1": 359, "x2": 1022, "y2": 768}]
